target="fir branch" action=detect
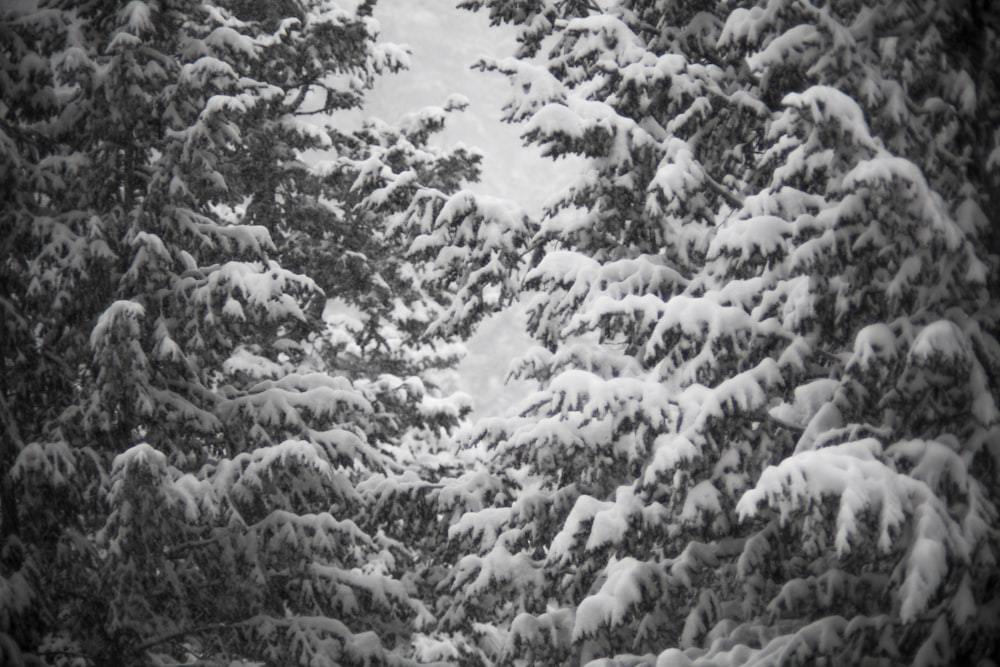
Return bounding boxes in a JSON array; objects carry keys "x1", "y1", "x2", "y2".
[
  {"x1": 129, "y1": 621, "x2": 248, "y2": 656},
  {"x1": 162, "y1": 535, "x2": 225, "y2": 559},
  {"x1": 703, "y1": 172, "x2": 744, "y2": 210}
]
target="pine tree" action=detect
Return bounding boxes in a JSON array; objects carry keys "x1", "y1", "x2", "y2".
[
  {"x1": 340, "y1": 103, "x2": 538, "y2": 667},
  {"x1": 445, "y1": 0, "x2": 1000, "y2": 664},
  {"x1": 0, "y1": 1, "x2": 481, "y2": 664},
  {"x1": 269, "y1": 98, "x2": 483, "y2": 448}
]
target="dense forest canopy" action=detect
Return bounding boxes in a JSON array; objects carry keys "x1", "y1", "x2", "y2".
[{"x1": 1, "y1": 0, "x2": 998, "y2": 666}]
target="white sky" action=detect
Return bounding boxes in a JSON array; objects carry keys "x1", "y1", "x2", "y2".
[
  {"x1": 360, "y1": 0, "x2": 564, "y2": 417},
  {"x1": 364, "y1": 0, "x2": 574, "y2": 213}
]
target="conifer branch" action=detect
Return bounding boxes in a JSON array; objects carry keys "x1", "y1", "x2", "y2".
[
  {"x1": 130, "y1": 622, "x2": 248, "y2": 656},
  {"x1": 163, "y1": 535, "x2": 225, "y2": 559},
  {"x1": 763, "y1": 412, "x2": 805, "y2": 434},
  {"x1": 703, "y1": 172, "x2": 744, "y2": 210}
]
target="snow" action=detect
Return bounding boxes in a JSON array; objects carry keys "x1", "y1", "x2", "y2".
[
  {"x1": 848, "y1": 323, "x2": 898, "y2": 370},
  {"x1": 309, "y1": 563, "x2": 416, "y2": 615},
  {"x1": 448, "y1": 507, "x2": 512, "y2": 552},
  {"x1": 12, "y1": 440, "x2": 78, "y2": 486},
  {"x1": 717, "y1": 6, "x2": 768, "y2": 47},
  {"x1": 656, "y1": 648, "x2": 695, "y2": 667},
  {"x1": 526, "y1": 103, "x2": 587, "y2": 138},
  {"x1": 478, "y1": 56, "x2": 567, "y2": 122},
  {"x1": 412, "y1": 635, "x2": 460, "y2": 662},
  {"x1": 222, "y1": 346, "x2": 283, "y2": 379},
  {"x1": 110, "y1": 444, "x2": 169, "y2": 487},
  {"x1": 908, "y1": 320, "x2": 971, "y2": 364},
  {"x1": 769, "y1": 378, "x2": 840, "y2": 431},
  {"x1": 946, "y1": 70, "x2": 977, "y2": 116},
  {"x1": 950, "y1": 575, "x2": 978, "y2": 627},
  {"x1": 969, "y1": 362, "x2": 1000, "y2": 426},
  {"x1": 988, "y1": 145, "x2": 1000, "y2": 172},
  {"x1": 887, "y1": 439, "x2": 968, "y2": 502},
  {"x1": 782, "y1": 86, "x2": 880, "y2": 152},
  {"x1": 647, "y1": 138, "x2": 706, "y2": 215},
  {"x1": 585, "y1": 485, "x2": 648, "y2": 551},
  {"x1": 222, "y1": 297, "x2": 246, "y2": 320},
  {"x1": 196, "y1": 220, "x2": 275, "y2": 254},
  {"x1": 510, "y1": 608, "x2": 574, "y2": 653},
  {"x1": 562, "y1": 14, "x2": 645, "y2": 63},
  {"x1": 206, "y1": 26, "x2": 258, "y2": 58},
  {"x1": 190, "y1": 261, "x2": 314, "y2": 323},
  {"x1": 794, "y1": 402, "x2": 844, "y2": 453},
  {"x1": 680, "y1": 480, "x2": 723, "y2": 523},
  {"x1": 548, "y1": 494, "x2": 609, "y2": 562},
  {"x1": 279, "y1": 115, "x2": 333, "y2": 146},
  {"x1": 178, "y1": 55, "x2": 238, "y2": 87},
  {"x1": 456, "y1": 542, "x2": 543, "y2": 598},
  {"x1": 644, "y1": 435, "x2": 701, "y2": 486},
  {"x1": 886, "y1": 255, "x2": 922, "y2": 301},
  {"x1": 11, "y1": 0, "x2": 999, "y2": 663},
  {"x1": 572, "y1": 292, "x2": 666, "y2": 337},
  {"x1": 898, "y1": 504, "x2": 951, "y2": 622},
  {"x1": 0, "y1": 565, "x2": 35, "y2": 633},
  {"x1": 697, "y1": 360, "x2": 781, "y2": 421},
  {"x1": 107, "y1": 31, "x2": 142, "y2": 52},
  {"x1": 913, "y1": 615, "x2": 954, "y2": 667},
  {"x1": 746, "y1": 25, "x2": 821, "y2": 73},
  {"x1": 657, "y1": 295, "x2": 753, "y2": 340},
  {"x1": 527, "y1": 250, "x2": 600, "y2": 287},
  {"x1": 841, "y1": 156, "x2": 962, "y2": 249},
  {"x1": 708, "y1": 215, "x2": 790, "y2": 262},
  {"x1": 738, "y1": 433, "x2": 970, "y2": 618},
  {"x1": 90, "y1": 299, "x2": 145, "y2": 349},
  {"x1": 221, "y1": 372, "x2": 373, "y2": 431},
  {"x1": 573, "y1": 557, "x2": 665, "y2": 641}
]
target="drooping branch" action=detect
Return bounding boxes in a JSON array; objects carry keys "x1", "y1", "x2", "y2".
[
  {"x1": 129, "y1": 621, "x2": 249, "y2": 656},
  {"x1": 703, "y1": 171, "x2": 744, "y2": 210}
]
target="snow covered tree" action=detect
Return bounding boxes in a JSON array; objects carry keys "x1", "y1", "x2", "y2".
[
  {"x1": 0, "y1": 0, "x2": 490, "y2": 664},
  {"x1": 340, "y1": 107, "x2": 537, "y2": 666},
  {"x1": 444, "y1": 0, "x2": 1000, "y2": 664},
  {"x1": 287, "y1": 93, "x2": 535, "y2": 444}
]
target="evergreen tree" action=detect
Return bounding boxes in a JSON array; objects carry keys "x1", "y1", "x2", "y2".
[
  {"x1": 343, "y1": 104, "x2": 537, "y2": 667},
  {"x1": 0, "y1": 0, "x2": 483, "y2": 664},
  {"x1": 446, "y1": 0, "x2": 1000, "y2": 664},
  {"x1": 269, "y1": 99, "x2": 481, "y2": 449}
]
